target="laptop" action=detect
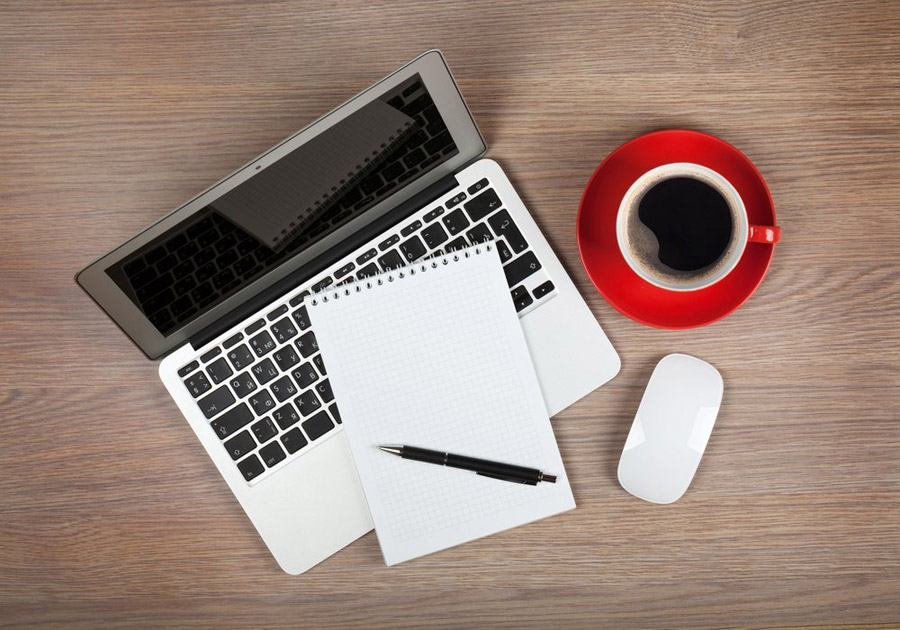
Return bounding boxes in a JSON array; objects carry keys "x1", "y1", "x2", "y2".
[{"x1": 76, "y1": 50, "x2": 620, "y2": 574}]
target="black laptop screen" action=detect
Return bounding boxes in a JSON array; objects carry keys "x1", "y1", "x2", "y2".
[{"x1": 105, "y1": 74, "x2": 458, "y2": 336}]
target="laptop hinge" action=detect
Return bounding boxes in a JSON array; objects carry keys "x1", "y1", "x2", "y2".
[{"x1": 188, "y1": 173, "x2": 460, "y2": 350}]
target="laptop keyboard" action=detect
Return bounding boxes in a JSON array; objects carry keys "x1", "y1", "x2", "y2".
[{"x1": 177, "y1": 178, "x2": 558, "y2": 484}]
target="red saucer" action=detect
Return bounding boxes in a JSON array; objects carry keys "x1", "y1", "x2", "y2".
[{"x1": 576, "y1": 129, "x2": 779, "y2": 329}]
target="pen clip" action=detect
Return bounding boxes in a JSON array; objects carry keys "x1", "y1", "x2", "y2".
[{"x1": 476, "y1": 471, "x2": 538, "y2": 486}]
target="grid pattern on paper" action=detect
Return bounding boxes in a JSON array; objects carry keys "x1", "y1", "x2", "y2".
[{"x1": 309, "y1": 251, "x2": 555, "y2": 544}]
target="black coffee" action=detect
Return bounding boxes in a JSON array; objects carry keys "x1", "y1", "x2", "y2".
[{"x1": 637, "y1": 177, "x2": 733, "y2": 271}]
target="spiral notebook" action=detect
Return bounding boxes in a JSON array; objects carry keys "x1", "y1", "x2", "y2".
[
  {"x1": 307, "y1": 245, "x2": 575, "y2": 566},
  {"x1": 211, "y1": 100, "x2": 415, "y2": 250}
]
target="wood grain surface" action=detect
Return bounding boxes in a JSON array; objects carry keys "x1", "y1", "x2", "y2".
[{"x1": 1, "y1": 1, "x2": 898, "y2": 628}]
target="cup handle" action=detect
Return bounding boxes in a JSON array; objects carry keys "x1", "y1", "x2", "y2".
[{"x1": 748, "y1": 225, "x2": 781, "y2": 244}]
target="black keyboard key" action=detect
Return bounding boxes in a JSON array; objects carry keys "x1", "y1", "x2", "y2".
[
  {"x1": 378, "y1": 234, "x2": 400, "y2": 251},
  {"x1": 251, "y1": 417, "x2": 278, "y2": 443},
  {"x1": 504, "y1": 252, "x2": 543, "y2": 287},
  {"x1": 138, "y1": 274, "x2": 173, "y2": 302},
  {"x1": 183, "y1": 371, "x2": 211, "y2": 398},
  {"x1": 295, "y1": 331, "x2": 318, "y2": 358},
  {"x1": 215, "y1": 232, "x2": 237, "y2": 255},
  {"x1": 259, "y1": 441, "x2": 286, "y2": 468},
  {"x1": 292, "y1": 362, "x2": 319, "y2": 389},
  {"x1": 272, "y1": 403, "x2": 301, "y2": 430},
  {"x1": 423, "y1": 206, "x2": 444, "y2": 222},
  {"x1": 402, "y1": 147, "x2": 426, "y2": 168},
  {"x1": 421, "y1": 222, "x2": 448, "y2": 249},
  {"x1": 467, "y1": 178, "x2": 489, "y2": 196},
  {"x1": 225, "y1": 430, "x2": 255, "y2": 461},
  {"x1": 424, "y1": 131, "x2": 454, "y2": 155},
  {"x1": 402, "y1": 93, "x2": 429, "y2": 115},
  {"x1": 171, "y1": 260, "x2": 195, "y2": 281},
  {"x1": 313, "y1": 354, "x2": 327, "y2": 375},
  {"x1": 206, "y1": 357, "x2": 233, "y2": 385},
  {"x1": 210, "y1": 402, "x2": 252, "y2": 437},
  {"x1": 248, "y1": 390, "x2": 276, "y2": 416},
  {"x1": 446, "y1": 192, "x2": 467, "y2": 209},
  {"x1": 270, "y1": 375, "x2": 298, "y2": 402},
  {"x1": 129, "y1": 266, "x2": 157, "y2": 290},
  {"x1": 399, "y1": 235, "x2": 427, "y2": 262},
  {"x1": 496, "y1": 239, "x2": 513, "y2": 262},
  {"x1": 511, "y1": 285, "x2": 534, "y2": 312},
  {"x1": 302, "y1": 410, "x2": 334, "y2": 441},
  {"x1": 289, "y1": 290, "x2": 310, "y2": 307},
  {"x1": 177, "y1": 360, "x2": 199, "y2": 378},
  {"x1": 466, "y1": 222, "x2": 493, "y2": 244},
  {"x1": 145, "y1": 245, "x2": 166, "y2": 264},
  {"x1": 200, "y1": 348, "x2": 221, "y2": 363},
  {"x1": 442, "y1": 209, "x2": 469, "y2": 235},
  {"x1": 193, "y1": 247, "x2": 214, "y2": 266},
  {"x1": 356, "y1": 248, "x2": 378, "y2": 265},
  {"x1": 222, "y1": 333, "x2": 243, "y2": 349},
  {"x1": 377, "y1": 249, "x2": 404, "y2": 271},
  {"x1": 170, "y1": 295, "x2": 193, "y2": 317},
  {"x1": 249, "y1": 330, "x2": 276, "y2": 357},
  {"x1": 270, "y1": 317, "x2": 298, "y2": 343},
  {"x1": 212, "y1": 268, "x2": 237, "y2": 291},
  {"x1": 266, "y1": 304, "x2": 288, "y2": 321},
  {"x1": 295, "y1": 389, "x2": 321, "y2": 416},
  {"x1": 398, "y1": 169, "x2": 418, "y2": 183},
  {"x1": 311, "y1": 277, "x2": 333, "y2": 292},
  {"x1": 245, "y1": 319, "x2": 265, "y2": 335},
  {"x1": 315, "y1": 379, "x2": 334, "y2": 403},
  {"x1": 334, "y1": 261, "x2": 355, "y2": 279},
  {"x1": 360, "y1": 173, "x2": 382, "y2": 196},
  {"x1": 465, "y1": 189, "x2": 502, "y2": 222},
  {"x1": 356, "y1": 262, "x2": 379, "y2": 279},
  {"x1": 197, "y1": 229, "x2": 219, "y2": 249},
  {"x1": 488, "y1": 210, "x2": 528, "y2": 253},
  {"x1": 291, "y1": 305, "x2": 311, "y2": 330},
  {"x1": 187, "y1": 216, "x2": 214, "y2": 240},
  {"x1": 533, "y1": 280, "x2": 555, "y2": 300},
  {"x1": 420, "y1": 152, "x2": 441, "y2": 170},
  {"x1": 229, "y1": 371, "x2": 257, "y2": 398},
  {"x1": 406, "y1": 129, "x2": 427, "y2": 149},
  {"x1": 281, "y1": 427, "x2": 308, "y2": 454},
  {"x1": 444, "y1": 236, "x2": 468, "y2": 252},
  {"x1": 329, "y1": 403, "x2": 342, "y2": 424},
  {"x1": 237, "y1": 454, "x2": 265, "y2": 481},
  {"x1": 124, "y1": 258, "x2": 146, "y2": 276},
  {"x1": 400, "y1": 220, "x2": 422, "y2": 237},
  {"x1": 273, "y1": 345, "x2": 301, "y2": 372},
  {"x1": 227, "y1": 344, "x2": 254, "y2": 371},
  {"x1": 251, "y1": 358, "x2": 279, "y2": 385}
]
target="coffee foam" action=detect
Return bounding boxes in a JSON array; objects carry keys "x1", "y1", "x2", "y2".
[{"x1": 622, "y1": 172, "x2": 740, "y2": 286}]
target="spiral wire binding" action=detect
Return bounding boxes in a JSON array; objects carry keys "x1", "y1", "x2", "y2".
[{"x1": 310, "y1": 243, "x2": 494, "y2": 305}]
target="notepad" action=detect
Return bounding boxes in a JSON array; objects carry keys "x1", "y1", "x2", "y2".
[{"x1": 307, "y1": 245, "x2": 575, "y2": 566}]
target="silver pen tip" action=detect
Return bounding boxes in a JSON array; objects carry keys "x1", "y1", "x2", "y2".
[{"x1": 378, "y1": 445, "x2": 403, "y2": 456}]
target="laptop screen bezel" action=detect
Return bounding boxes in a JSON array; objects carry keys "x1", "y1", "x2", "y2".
[{"x1": 76, "y1": 50, "x2": 486, "y2": 360}]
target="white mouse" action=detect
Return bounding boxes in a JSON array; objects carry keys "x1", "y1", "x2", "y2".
[{"x1": 617, "y1": 353, "x2": 723, "y2": 504}]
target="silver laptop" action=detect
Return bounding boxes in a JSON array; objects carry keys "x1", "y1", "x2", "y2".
[{"x1": 76, "y1": 50, "x2": 620, "y2": 574}]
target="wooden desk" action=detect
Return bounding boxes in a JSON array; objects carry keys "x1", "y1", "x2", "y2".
[{"x1": 2, "y1": 2, "x2": 898, "y2": 628}]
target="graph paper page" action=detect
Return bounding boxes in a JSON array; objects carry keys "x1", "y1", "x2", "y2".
[{"x1": 308, "y1": 247, "x2": 575, "y2": 566}]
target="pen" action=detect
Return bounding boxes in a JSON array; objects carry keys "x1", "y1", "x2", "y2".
[{"x1": 378, "y1": 445, "x2": 557, "y2": 485}]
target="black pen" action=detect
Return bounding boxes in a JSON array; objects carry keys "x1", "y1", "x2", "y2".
[{"x1": 378, "y1": 445, "x2": 557, "y2": 485}]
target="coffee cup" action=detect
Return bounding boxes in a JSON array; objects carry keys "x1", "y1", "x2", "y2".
[{"x1": 615, "y1": 162, "x2": 781, "y2": 292}]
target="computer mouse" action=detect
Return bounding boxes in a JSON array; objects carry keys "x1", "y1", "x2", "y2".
[{"x1": 617, "y1": 353, "x2": 723, "y2": 504}]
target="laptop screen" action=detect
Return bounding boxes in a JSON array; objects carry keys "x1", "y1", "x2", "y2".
[{"x1": 105, "y1": 74, "x2": 459, "y2": 336}]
